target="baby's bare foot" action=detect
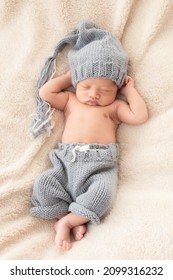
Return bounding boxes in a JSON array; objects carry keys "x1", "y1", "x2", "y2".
[
  {"x1": 54, "y1": 220, "x2": 72, "y2": 251},
  {"x1": 72, "y1": 224, "x2": 87, "y2": 241}
]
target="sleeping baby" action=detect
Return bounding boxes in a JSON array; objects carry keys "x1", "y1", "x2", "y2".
[{"x1": 30, "y1": 20, "x2": 148, "y2": 250}]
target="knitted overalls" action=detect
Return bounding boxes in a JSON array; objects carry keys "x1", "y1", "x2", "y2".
[{"x1": 30, "y1": 143, "x2": 119, "y2": 225}]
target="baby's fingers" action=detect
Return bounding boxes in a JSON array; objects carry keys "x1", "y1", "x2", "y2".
[{"x1": 125, "y1": 75, "x2": 134, "y2": 86}]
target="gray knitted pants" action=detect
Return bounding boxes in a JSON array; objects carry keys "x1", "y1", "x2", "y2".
[{"x1": 30, "y1": 143, "x2": 119, "y2": 225}]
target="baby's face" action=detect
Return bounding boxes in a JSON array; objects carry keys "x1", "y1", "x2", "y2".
[{"x1": 76, "y1": 78, "x2": 118, "y2": 106}]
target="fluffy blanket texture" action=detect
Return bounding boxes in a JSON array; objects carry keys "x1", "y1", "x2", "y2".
[{"x1": 0, "y1": 0, "x2": 173, "y2": 260}]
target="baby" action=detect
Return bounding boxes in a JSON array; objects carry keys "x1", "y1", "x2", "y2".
[{"x1": 30, "y1": 20, "x2": 148, "y2": 251}]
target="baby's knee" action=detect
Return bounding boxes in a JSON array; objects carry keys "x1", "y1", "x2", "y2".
[
  {"x1": 77, "y1": 181, "x2": 116, "y2": 219},
  {"x1": 32, "y1": 172, "x2": 57, "y2": 205},
  {"x1": 94, "y1": 183, "x2": 116, "y2": 212},
  {"x1": 33, "y1": 172, "x2": 48, "y2": 192}
]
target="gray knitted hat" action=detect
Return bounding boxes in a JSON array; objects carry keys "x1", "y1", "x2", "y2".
[{"x1": 31, "y1": 20, "x2": 128, "y2": 137}]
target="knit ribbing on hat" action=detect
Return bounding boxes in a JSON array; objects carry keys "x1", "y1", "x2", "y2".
[{"x1": 68, "y1": 31, "x2": 128, "y2": 88}]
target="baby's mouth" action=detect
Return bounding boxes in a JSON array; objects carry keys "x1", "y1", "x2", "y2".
[{"x1": 87, "y1": 100, "x2": 99, "y2": 106}]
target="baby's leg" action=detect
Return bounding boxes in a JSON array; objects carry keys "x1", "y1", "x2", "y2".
[
  {"x1": 54, "y1": 213, "x2": 89, "y2": 251},
  {"x1": 30, "y1": 167, "x2": 72, "y2": 219},
  {"x1": 69, "y1": 169, "x2": 117, "y2": 225}
]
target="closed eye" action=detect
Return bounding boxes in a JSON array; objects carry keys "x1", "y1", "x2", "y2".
[
  {"x1": 100, "y1": 89, "x2": 113, "y2": 94},
  {"x1": 81, "y1": 85, "x2": 90, "y2": 90}
]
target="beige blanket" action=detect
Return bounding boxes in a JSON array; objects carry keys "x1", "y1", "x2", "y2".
[{"x1": 1, "y1": 0, "x2": 173, "y2": 260}]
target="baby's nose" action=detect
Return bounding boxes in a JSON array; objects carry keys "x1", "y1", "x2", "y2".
[{"x1": 89, "y1": 90, "x2": 99, "y2": 99}]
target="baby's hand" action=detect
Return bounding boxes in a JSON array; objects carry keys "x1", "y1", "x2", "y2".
[
  {"x1": 66, "y1": 70, "x2": 72, "y2": 79},
  {"x1": 119, "y1": 75, "x2": 135, "y2": 96},
  {"x1": 64, "y1": 70, "x2": 72, "y2": 86}
]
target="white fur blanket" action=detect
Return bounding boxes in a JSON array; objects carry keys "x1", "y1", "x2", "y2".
[{"x1": 1, "y1": 0, "x2": 173, "y2": 260}]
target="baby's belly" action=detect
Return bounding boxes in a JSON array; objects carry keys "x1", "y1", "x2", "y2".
[{"x1": 61, "y1": 121, "x2": 117, "y2": 144}]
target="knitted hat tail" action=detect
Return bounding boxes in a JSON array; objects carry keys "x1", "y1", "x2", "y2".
[{"x1": 31, "y1": 30, "x2": 78, "y2": 138}]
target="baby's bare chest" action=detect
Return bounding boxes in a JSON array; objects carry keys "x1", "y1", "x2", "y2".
[
  {"x1": 62, "y1": 102, "x2": 118, "y2": 143},
  {"x1": 66, "y1": 104, "x2": 112, "y2": 123}
]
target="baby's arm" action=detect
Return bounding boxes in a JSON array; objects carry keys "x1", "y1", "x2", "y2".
[
  {"x1": 116, "y1": 76, "x2": 148, "y2": 124},
  {"x1": 39, "y1": 71, "x2": 72, "y2": 110}
]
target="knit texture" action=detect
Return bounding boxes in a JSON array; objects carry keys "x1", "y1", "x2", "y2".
[
  {"x1": 30, "y1": 20, "x2": 128, "y2": 138},
  {"x1": 68, "y1": 20, "x2": 128, "y2": 88},
  {"x1": 30, "y1": 144, "x2": 119, "y2": 225}
]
